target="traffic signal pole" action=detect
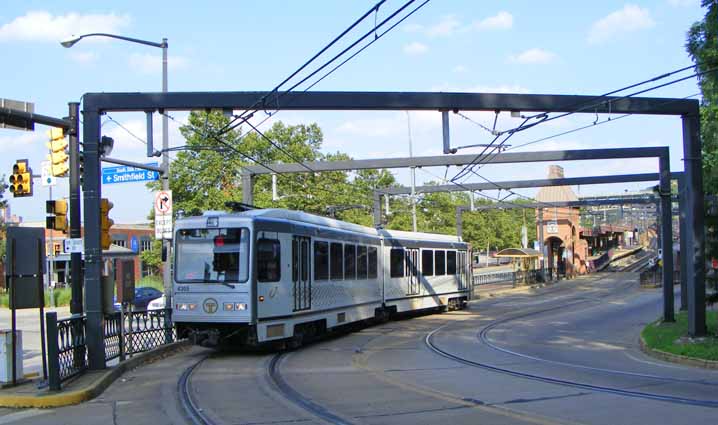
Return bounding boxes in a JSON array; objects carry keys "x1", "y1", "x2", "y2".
[{"x1": 68, "y1": 102, "x2": 83, "y2": 315}]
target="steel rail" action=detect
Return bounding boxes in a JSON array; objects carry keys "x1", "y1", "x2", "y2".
[
  {"x1": 425, "y1": 287, "x2": 718, "y2": 408},
  {"x1": 178, "y1": 355, "x2": 216, "y2": 425},
  {"x1": 267, "y1": 352, "x2": 358, "y2": 425}
]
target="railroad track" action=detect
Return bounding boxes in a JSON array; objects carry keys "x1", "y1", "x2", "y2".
[
  {"x1": 178, "y1": 355, "x2": 216, "y2": 425},
  {"x1": 178, "y1": 349, "x2": 358, "y2": 425},
  {"x1": 425, "y1": 286, "x2": 718, "y2": 409}
]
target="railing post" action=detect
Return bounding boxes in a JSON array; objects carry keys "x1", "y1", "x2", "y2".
[
  {"x1": 164, "y1": 308, "x2": 173, "y2": 344},
  {"x1": 46, "y1": 312, "x2": 61, "y2": 391}
]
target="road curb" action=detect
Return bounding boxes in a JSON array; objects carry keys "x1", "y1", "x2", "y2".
[
  {"x1": 639, "y1": 334, "x2": 718, "y2": 369},
  {"x1": 0, "y1": 339, "x2": 191, "y2": 408}
]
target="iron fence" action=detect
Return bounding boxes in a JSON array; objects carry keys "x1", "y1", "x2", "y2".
[
  {"x1": 46, "y1": 308, "x2": 176, "y2": 391},
  {"x1": 472, "y1": 269, "x2": 545, "y2": 286},
  {"x1": 46, "y1": 312, "x2": 87, "y2": 391}
]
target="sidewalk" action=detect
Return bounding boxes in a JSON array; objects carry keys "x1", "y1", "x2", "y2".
[
  {"x1": 0, "y1": 339, "x2": 189, "y2": 408},
  {"x1": 0, "y1": 306, "x2": 72, "y2": 377}
]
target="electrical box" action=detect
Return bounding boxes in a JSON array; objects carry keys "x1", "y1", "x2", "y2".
[
  {"x1": 0, "y1": 330, "x2": 23, "y2": 383},
  {"x1": 116, "y1": 260, "x2": 135, "y2": 305}
]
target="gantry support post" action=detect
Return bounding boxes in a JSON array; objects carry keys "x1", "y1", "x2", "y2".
[
  {"x1": 682, "y1": 109, "x2": 706, "y2": 336},
  {"x1": 658, "y1": 149, "x2": 674, "y2": 322},
  {"x1": 81, "y1": 107, "x2": 105, "y2": 370}
]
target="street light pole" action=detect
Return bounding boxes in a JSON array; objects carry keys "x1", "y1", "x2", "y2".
[
  {"x1": 61, "y1": 33, "x2": 172, "y2": 310},
  {"x1": 161, "y1": 38, "x2": 172, "y2": 312}
]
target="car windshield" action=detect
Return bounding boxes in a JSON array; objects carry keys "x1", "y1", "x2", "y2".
[{"x1": 175, "y1": 227, "x2": 250, "y2": 283}]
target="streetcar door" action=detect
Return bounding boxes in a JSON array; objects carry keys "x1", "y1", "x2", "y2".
[
  {"x1": 457, "y1": 250, "x2": 467, "y2": 290},
  {"x1": 406, "y1": 248, "x2": 419, "y2": 295},
  {"x1": 292, "y1": 236, "x2": 311, "y2": 311}
]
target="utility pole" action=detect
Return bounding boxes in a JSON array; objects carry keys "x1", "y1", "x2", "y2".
[
  {"x1": 68, "y1": 102, "x2": 82, "y2": 315},
  {"x1": 407, "y1": 112, "x2": 417, "y2": 232},
  {"x1": 161, "y1": 38, "x2": 172, "y2": 310}
]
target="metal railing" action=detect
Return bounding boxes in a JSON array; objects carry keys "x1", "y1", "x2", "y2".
[
  {"x1": 472, "y1": 269, "x2": 544, "y2": 286},
  {"x1": 46, "y1": 312, "x2": 87, "y2": 391},
  {"x1": 46, "y1": 308, "x2": 176, "y2": 391}
]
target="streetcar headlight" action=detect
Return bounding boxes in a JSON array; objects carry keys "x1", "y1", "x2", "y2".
[
  {"x1": 176, "y1": 303, "x2": 188, "y2": 311},
  {"x1": 235, "y1": 303, "x2": 247, "y2": 311},
  {"x1": 223, "y1": 302, "x2": 234, "y2": 311},
  {"x1": 189, "y1": 303, "x2": 197, "y2": 311}
]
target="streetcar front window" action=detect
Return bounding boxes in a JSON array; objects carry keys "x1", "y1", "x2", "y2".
[{"x1": 176, "y1": 228, "x2": 250, "y2": 283}]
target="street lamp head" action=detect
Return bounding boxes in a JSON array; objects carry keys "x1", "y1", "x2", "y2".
[{"x1": 60, "y1": 35, "x2": 82, "y2": 48}]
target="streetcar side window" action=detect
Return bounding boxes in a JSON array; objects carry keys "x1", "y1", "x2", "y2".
[
  {"x1": 330, "y1": 242, "x2": 344, "y2": 280},
  {"x1": 447, "y1": 251, "x2": 457, "y2": 275},
  {"x1": 435, "y1": 250, "x2": 446, "y2": 276},
  {"x1": 345, "y1": 244, "x2": 356, "y2": 280},
  {"x1": 257, "y1": 239, "x2": 281, "y2": 282},
  {"x1": 314, "y1": 241, "x2": 329, "y2": 280},
  {"x1": 357, "y1": 245, "x2": 368, "y2": 279},
  {"x1": 390, "y1": 248, "x2": 404, "y2": 278},
  {"x1": 368, "y1": 247, "x2": 378, "y2": 279},
  {"x1": 422, "y1": 249, "x2": 434, "y2": 276}
]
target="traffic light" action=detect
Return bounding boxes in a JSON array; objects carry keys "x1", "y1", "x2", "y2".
[
  {"x1": 100, "y1": 198, "x2": 114, "y2": 250},
  {"x1": 8, "y1": 159, "x2": 33, "y2": 197},
  {"x1": 46, "y1": 199, "x2": 68, "y2": 233},
  {"x1": 47, "y1": 128, "x2": 69, "y2": 177}
]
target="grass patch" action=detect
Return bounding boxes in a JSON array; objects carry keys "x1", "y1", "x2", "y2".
[
  {"x1": 642, "y1": 310, "x2": 718, "y2": 361},
  {"x1": 137, "y1": 275, "x2": 164, "y2": 291},
  {"x1": 0, "y1": 287, "x2": 73, "y2": 308}
]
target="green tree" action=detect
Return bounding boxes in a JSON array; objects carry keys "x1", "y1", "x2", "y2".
[
  {"x1": 148, "y1": 111, "x2": 396, "y2": 226},
  {"x1": 139, "y1": 239, "x2": 163, "y2": 276},
  {"x1": 686, "y1": 0, "x2": 718, "y2": 194}
]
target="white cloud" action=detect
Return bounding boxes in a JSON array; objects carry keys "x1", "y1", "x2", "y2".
[
  {"x1": 0, "y1": 11, "x2": 130, "y2": 43},
  {"x1": 403, "y1": 41, "x2": 428, "y2": 55},
  {"x1": 425, "y1": 15, "x2": 461, "y2": 37},
  {"x1": 472, "y1": 11, "x2": 513, "y2": 31},
  {"x1": 69, "y1": 50, "x2": 98, "y2": 64},
  {"x1": 588, "y1": 4, "x2": 655, "y2": 44},
  {"x1": 452, "y1": 65, "x2": 468, "y2": 73},
  {"x1": 508, "y1": 48, "x2": 557, "y2": 64},
  {"x1": 129, "y1": 52, "x2": 188, "y2": 74}
]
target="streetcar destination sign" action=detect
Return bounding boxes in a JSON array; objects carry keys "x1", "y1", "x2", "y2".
[{"x1": 102, "y1": 163, "x2": 159, "y2": 184}]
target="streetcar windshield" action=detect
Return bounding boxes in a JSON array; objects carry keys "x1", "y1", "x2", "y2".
[{"x1": 175, "y1": 228, "x2": 250, "y2": 283}]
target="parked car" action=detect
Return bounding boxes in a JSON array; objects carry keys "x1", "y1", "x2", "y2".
[
  {"x1": 113, "y1": 287, "x2": 163, "y2": 311},
  {"x1": 147, "y1": 294, "x2": 166, "y2": 311}
]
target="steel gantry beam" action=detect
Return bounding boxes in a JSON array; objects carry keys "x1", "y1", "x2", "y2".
[
  {"x1": 79, "y1": 90, "x2": 705, "y2": 370},
  {"x1": 242, "y1": 147, "x2": 670, "y2": 176},
  {"x1": 83, "y1": 91, "x2": 696, "y2": 115}
]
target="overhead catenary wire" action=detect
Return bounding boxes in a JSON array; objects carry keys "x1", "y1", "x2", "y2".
[
  {"x1": 215, "y1": 0, "x2": 389, "y2": 136},
  {"x1": 220, "y1": 0, "x2": 427, "y2": 137},
  {"x1": 450, "y1": 67, "x2": 713, "y2": 183}
]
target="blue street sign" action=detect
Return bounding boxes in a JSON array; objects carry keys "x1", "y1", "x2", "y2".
[
  {"x1": 102, "y1": 162, "x2": 159, "y2": 184},
  {"x1": 131, "y1": 236, "x2": 138, "y2": 252}
]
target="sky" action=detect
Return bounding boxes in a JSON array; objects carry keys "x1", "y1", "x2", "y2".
[{"x1": 0, "y1": 0, "x2": 708, "y2": 224}]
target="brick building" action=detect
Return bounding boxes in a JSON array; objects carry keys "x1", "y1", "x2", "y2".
[
  {"x1": 10, "y1": 222, "x2": 156, "y2": 288},
  {"x1": 536, "y1": 165, "x2": 589, "y2": 276}
]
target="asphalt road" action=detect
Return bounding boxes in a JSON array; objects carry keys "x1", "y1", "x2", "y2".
[{"x1": 1, "y1": 272, "x2": 715, "y2": 425}]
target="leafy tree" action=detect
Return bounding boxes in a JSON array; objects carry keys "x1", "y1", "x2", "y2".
[
  {"x1": 139, "y1": 239, "x2": 162, "y2": 276},
  {"x1": 686, "y1": 0, "x2": 718, "y2": 194},
  {"x1": 148, "y1": 110, "x2": 397, "y2": 226}
]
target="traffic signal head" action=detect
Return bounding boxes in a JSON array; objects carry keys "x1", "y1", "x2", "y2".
[
  {"x1": 100, "y1": 198, "x2": 114, "y2": 250},
  {"x1": 45, "y1": 199, "x2": 69, "y2": 233},
  {"x1": 46, "y1": 128, "x2": 69, "y2": 177},
  {"x1": 9, "y1": 160, "x2": 32, "y2": 197}
]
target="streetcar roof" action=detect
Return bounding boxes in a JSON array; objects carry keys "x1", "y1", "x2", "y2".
[{"x1": 175, "y1": 208, "x2": 467, "y2": 247}]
